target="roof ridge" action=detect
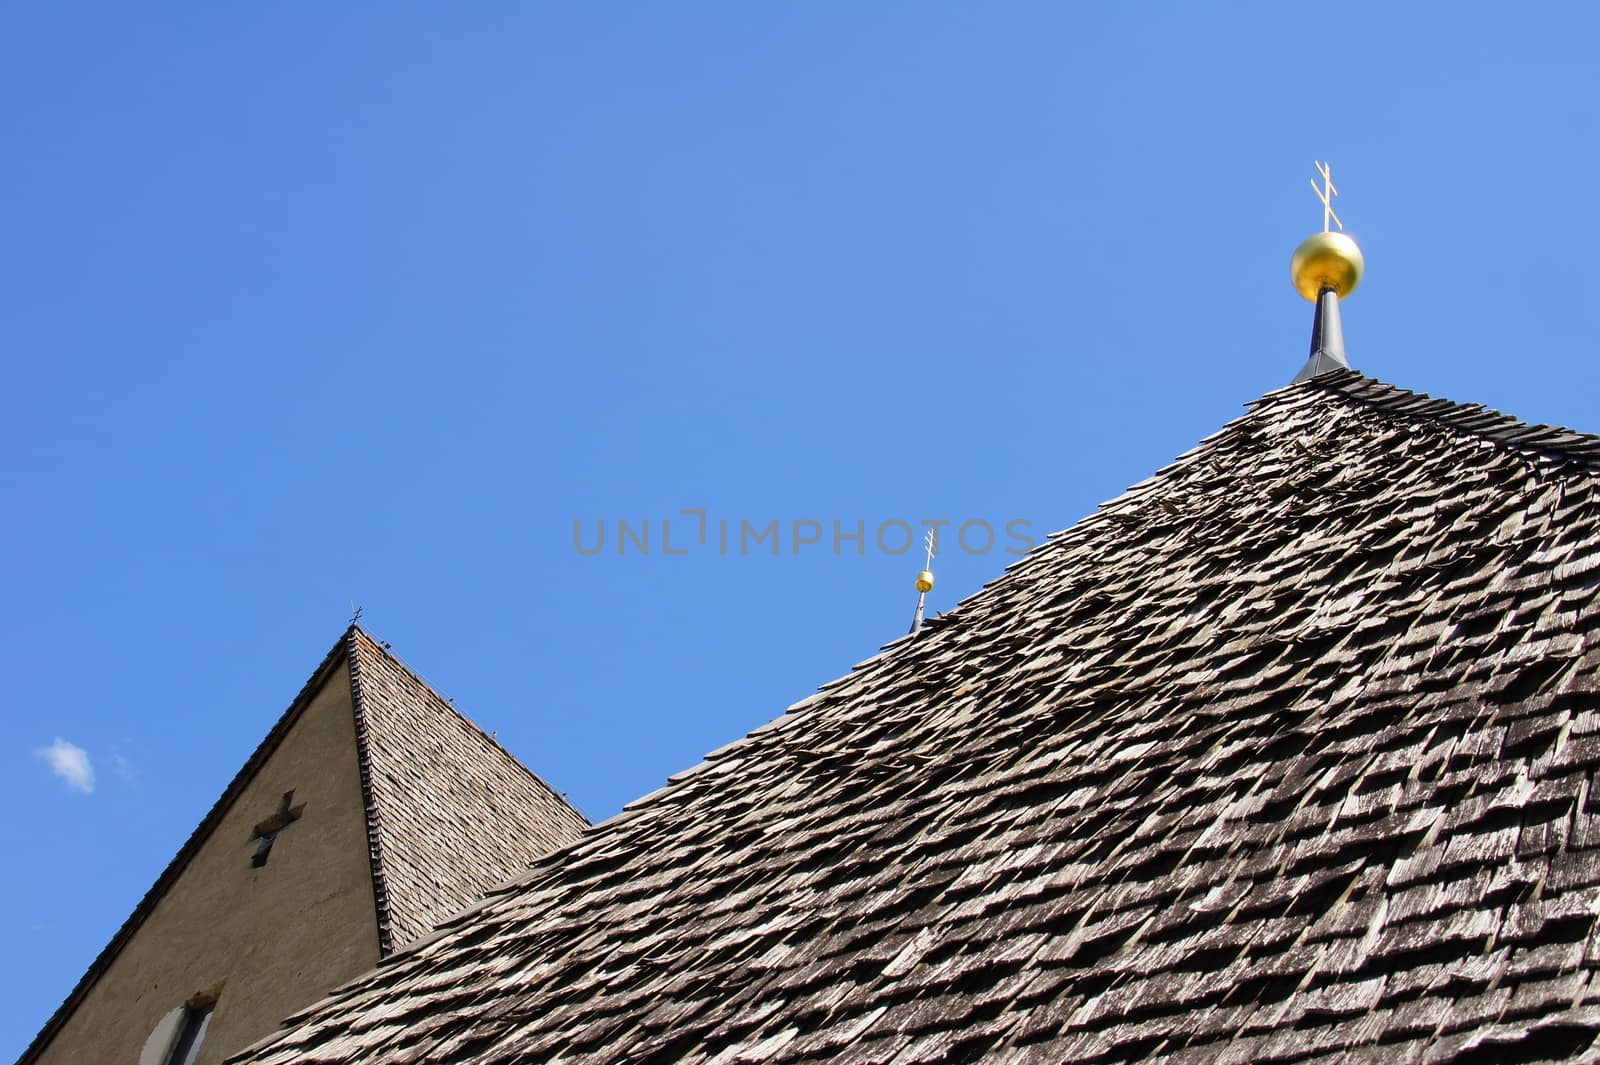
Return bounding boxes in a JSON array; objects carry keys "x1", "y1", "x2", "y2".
[
  {"x1": 1294, "y1": 369, "x2": 1600, "y2": 468},
  {"x1": 548, "y1": 398, "x2": 1304, "y2": 828},
  {"x1": 344, "y1": 628, "x2": 398, "y2": 955},
  {"x1": 346, "y1": 626, "x2": 588, "y2": 827}
]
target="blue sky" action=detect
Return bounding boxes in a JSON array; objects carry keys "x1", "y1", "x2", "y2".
[{"x1": 5, "y1": 3, "x2": 1599, "y2": 1055}]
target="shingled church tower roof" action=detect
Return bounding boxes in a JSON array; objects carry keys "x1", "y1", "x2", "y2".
[
  {"x1": 22, "y1": 626, "x2": 587, "y2": 1065},
  {"x1": 225, "y1": 372, "x2": 1600, "y2": 1063}
]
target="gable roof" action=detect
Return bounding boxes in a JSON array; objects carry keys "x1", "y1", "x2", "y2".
[
  {"x1": 346, "y1": 627, "x2": 590, "y2": 949},
  {"x1": 21, "y1": 626, "x2": 586, "y2": 1065},
  {"x1": 232, "y1": 372, "x2": 1600, "y2": 1064}
]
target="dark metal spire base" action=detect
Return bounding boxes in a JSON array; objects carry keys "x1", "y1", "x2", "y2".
[{"x1": 1292, "y1": 286, "x2": 1350, "y2": 383}]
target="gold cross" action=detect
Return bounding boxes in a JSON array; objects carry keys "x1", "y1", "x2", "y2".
[{"x1": 1310, "y1": 161, "x2": 1343, "y2": 233}]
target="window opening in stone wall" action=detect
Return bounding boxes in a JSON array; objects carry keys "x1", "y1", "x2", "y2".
[{"x1": 159, "y1": 1001, "x2": 213, "y2": 1065}]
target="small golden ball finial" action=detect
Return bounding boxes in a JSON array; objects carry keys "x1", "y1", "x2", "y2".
[
  {"x1": 1290, "y1": 230, "x2": 1364, "y2": 302},
  {"x1": 915, "y1": 570, "x2": 935, "y2": 593}
]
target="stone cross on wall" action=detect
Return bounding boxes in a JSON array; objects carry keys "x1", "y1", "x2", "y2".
[{"x1": 250, "y1": 790, "x2": 305, "y2": 868}]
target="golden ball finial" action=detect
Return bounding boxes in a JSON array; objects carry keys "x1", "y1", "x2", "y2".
[
  {"x1": 1290, "y1": 230, "x2": 1364, "y2": 302},
  {"x1": 914, "y1": 570, "x2": 935, "y2": 593}
]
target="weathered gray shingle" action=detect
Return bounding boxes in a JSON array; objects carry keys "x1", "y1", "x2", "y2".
[{"x1": 232, "y1": 372, "x2": 1600, "y2": 1063}]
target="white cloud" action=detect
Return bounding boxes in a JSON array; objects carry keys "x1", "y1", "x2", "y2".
[{"x1": 35, "y1": 738, "x2": 94, "y2": 794}]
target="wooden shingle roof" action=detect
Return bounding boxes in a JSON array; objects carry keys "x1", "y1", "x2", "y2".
[
  {"x1": 345, "y1": 628, "x2": 590, "y2": 949},
  {"x1": 231, "y1": 372, "x2": 1600, "y2": 1063}
]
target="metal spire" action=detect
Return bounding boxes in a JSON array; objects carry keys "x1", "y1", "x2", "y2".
[
  {"x1": 908, "y1": 529, "x2": 937, "y2": 635},
  {"x1": 1293, "y1": 285, "x2": 1348, "y2": 383},
  {"x1": 1289, "y1": 161, "x2": 1365, "y2": 382}
]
